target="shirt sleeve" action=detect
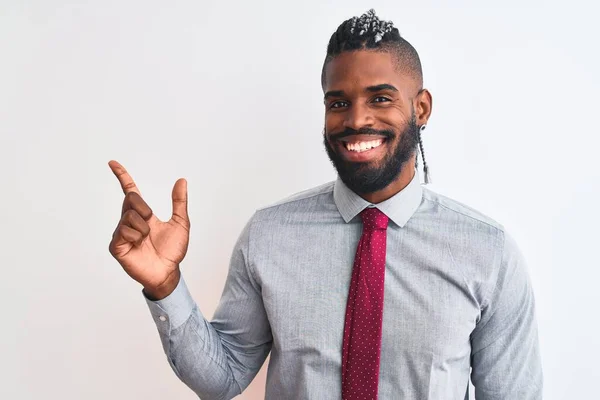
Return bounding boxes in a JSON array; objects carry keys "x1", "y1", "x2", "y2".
[
  {"x1": 469, "y1": 230, "x2": 543, "y2": 399},
  {"x1": 143, "y1": 215, "x2": 272, "y2": 400}
]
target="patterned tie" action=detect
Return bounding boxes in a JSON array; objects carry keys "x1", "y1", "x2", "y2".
[{"x1": 342, "y1": 207, "x2": 389, "y2": 400}]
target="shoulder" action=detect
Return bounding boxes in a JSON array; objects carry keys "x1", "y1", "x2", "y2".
[
  {"x1": 250, "y1": 180, "x2": 336, "y2": 223},
  {"x1": 420, "y1": 186, "x2": 504, "y2": 232},
  {"x1": 258, "y1": 180, "x2": 335, "y2": 210},
  {"x1": 418, "y1": 186, "x2": 510, "y2": 272}
]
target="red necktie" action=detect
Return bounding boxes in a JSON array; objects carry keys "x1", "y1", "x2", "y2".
[{"x1": 342, "y1": 207, "x2": 389, "y2": 400}]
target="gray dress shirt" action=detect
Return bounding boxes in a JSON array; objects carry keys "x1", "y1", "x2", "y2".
[{"x1": 144, "y1": 168, "x2": 543, "y2": 399}]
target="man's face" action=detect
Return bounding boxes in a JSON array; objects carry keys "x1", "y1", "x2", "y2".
[{"x1": 322, "y1": 50, "x2": 419, "y2": 194}]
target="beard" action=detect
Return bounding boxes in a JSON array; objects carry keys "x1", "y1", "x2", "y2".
[{"x1": 323, "y1": 112, "x2": 419, "y2": 194}]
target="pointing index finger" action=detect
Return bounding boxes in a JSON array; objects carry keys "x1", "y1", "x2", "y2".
[{"x1": 108, "y1": 160, "x2": 141, "y2": 195}]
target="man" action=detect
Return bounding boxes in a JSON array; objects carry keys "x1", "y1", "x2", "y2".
[{"x1": 108, "y1": 9, "x2": 542, "y2": 400}]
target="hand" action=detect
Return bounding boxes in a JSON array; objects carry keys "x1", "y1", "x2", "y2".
[{"x1": 108, "y1": 160, "x2": 190, "y2": 300}]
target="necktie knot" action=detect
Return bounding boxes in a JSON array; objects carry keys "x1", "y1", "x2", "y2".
[{"x1": 360, "y1": 207, "x2": 389, "y2": 231}]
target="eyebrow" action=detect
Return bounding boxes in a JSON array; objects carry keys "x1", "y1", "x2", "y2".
[
  {"x1": 324, "y1": 84, "x2": 399, "y2": 100},
  {"x1": 324, "y1": 90, "x2": 345, "y2": 99},
  {"x1": 366, "y1": 84, "x2": 398, "y2": 93}
]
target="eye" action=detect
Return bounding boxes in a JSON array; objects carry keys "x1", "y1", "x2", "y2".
[
  {"x1": 330, "y1": 100, "x2": 349, "y2": 109},
  {"x1": 372, "y1": 96, "x2": 391, "y2": 103}
]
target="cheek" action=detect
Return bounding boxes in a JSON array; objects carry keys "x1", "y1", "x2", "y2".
[
  {"x1": 324, "y1": 113, "x2": 343, "y2": 133},
  {"x1": 377, "y1": 108, "x2": 409, "y2": 128}
]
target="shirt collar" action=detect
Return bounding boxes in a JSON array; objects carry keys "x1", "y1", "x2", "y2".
[{"x1": 333, "y1": 168, "x2": 423, "y2": 228}]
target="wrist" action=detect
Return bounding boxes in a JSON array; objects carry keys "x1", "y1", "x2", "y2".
[{"x1": 143, "y1": 268, "x2": 181, "y2": 301}]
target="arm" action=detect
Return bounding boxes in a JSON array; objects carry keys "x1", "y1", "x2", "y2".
[
  {"x1": 470, "y1": 230, "x2": 543, "y2": 399},
  {"x1": 144, "y1": 216, "x2": 272, "y2": 400}
]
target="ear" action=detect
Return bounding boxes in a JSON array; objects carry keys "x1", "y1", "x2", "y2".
[{"x1": 415, "y1": 89, "x2": 433, "y2": 126}]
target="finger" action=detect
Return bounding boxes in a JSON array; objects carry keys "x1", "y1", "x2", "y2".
[
  {"x1": 171, "y1": 178, "x2": 189, "y2": 227},
  {"x1": 111, "y1": 209, "x2": 149, "y2": 242},
  {"x1": 111, "y1": 224, "x2": 143, "y2": 251},
  {"x1": 108, "y1": 160, "x2": 141, "y2": 195},
  {"x1": 122, "y1": 209, "x2": 151, "y2": 240},
  {"x1": 121, "y1": 191, "x2": 153, "y2": 220}
]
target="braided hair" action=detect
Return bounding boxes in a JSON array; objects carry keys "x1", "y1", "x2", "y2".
[
  {"x1": 321, "y1": 9, "x2": 423, "y2": 88},
  {"x1": 321, "y1": 9, "x2": 432, "y2": 184}
]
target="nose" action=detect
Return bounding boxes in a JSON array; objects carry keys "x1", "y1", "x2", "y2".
[{"x1": 343, "y1": 103, "x2": 374, "y2": 131}]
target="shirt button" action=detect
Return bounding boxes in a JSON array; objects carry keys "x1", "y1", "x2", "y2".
[{"x1": 159, "y1": 315, "x2": 167, "y2": 322}]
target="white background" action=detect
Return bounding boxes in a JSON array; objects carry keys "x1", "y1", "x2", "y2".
[{"x1": 1, "y1": 1, "x2": 598, "y2": 399}]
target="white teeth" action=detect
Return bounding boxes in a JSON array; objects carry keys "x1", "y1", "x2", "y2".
[{"x1": 345, "y1": 139, "x2": 383, "y2": 152}]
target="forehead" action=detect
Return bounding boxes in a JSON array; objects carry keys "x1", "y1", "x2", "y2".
[{"x1": 323, "y1": 50, "x2": 414, "y2": 93}]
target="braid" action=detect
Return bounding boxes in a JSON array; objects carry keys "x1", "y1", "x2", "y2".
[
  {"x1": 417, "y1": 127, "x2": 431, "y2": 184},
  {"x1": 326, "y1": 9, "x2": 397, "y2": 55}
]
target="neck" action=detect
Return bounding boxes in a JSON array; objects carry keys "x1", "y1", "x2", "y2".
[{"x1": 358, "y1": 161, "x2": 416, "y2": 204}]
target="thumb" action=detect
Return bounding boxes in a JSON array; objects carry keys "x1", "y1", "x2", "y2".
[{"x1": 171, "y1": 178, "x2": 189, "y2": 225}]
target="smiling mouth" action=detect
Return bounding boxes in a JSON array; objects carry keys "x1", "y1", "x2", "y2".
[
  {"x1": 342, "y1": 138, "x2": 386, "y2": 152},
  {"x1": 332, "y1": 135, "x2": 389, "y2": 163}
]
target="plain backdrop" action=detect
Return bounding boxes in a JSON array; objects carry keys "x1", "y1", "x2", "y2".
[{"x1": 1, "y1": 1, "x2": 599, "y2": 399}]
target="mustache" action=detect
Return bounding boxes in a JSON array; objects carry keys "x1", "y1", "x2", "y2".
[{"x1": 326, "y1": 127, "x2": 395, "y2": 141}]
